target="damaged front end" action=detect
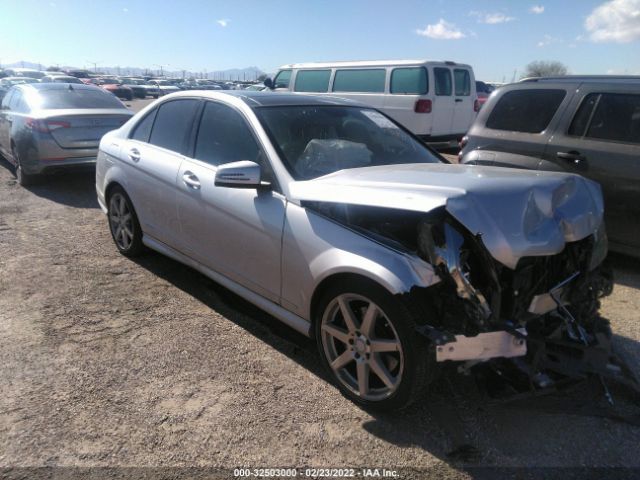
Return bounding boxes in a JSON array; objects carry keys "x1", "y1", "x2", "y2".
[
  {"x1": 411, "y1": 215, "x2": 635, "y2": 402},
  {"x1": 305, "y1": 199, "x2": 635, "y2": 402}
]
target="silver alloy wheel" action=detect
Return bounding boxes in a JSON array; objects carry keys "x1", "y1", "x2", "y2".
[
  {"x1": 109, "y1": 193, "x2": 134, "y2": 250},
  {"x1": 321, "y1": 293, "x2": 404, "y2": 401}
]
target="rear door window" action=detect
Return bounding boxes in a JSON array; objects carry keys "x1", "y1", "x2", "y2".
[
  {"x1": 454, "y1": 69, "x2": 470, "y2": 96},
  {"x1": 294, "y1": 70, "x2": 331, "y2": 93},
  {"x1": 37, "y1": 89, "x2": 125, "y2": 109},
  {"x1": 390, "y1": 67, "x2": 428, "y2": 94},
  {"x1": 486, "y1": 89, "x2": 566, "y2": 133},
  {"x1": 148, "y1": 99, "x2": 199, "y2": 154},
  {"x1": 332, "y1": 69, "x2": 386, "y2": 93},
  {"x1": 273, "y1": 70, "x2": 292, "y2": 89},
  {"x1": 434, "y1": 68, "x2": 452, "y2": 96},
  {"x1": 570, "y1": 93, "x2": 640, "y2": 145}
]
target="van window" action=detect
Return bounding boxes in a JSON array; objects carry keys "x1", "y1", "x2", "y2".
[
  {"x1": 332, "y1": 69, "x2": 386, "y2": 93},
  {"x1": 434, "y1": 68, "x2": 452, "y2": 96},
  {"x1": 390, "y1": 67, "x2": 428, "y2": 95},
  {"x1": 486, "y1": 89, "x2": 566, "y2": 133},
  {"x1": 454, "y1": 69, "x2": 470, "y2": 96},
  {"x1": 572, "y1": 93, "x2": 640, "y2": 144},
  {"x1": 294, "y1": 70, "x2": 331, "y2": 93},
  {"x1": 274, "y1": 70, "x2": 292, "y2": 89}
]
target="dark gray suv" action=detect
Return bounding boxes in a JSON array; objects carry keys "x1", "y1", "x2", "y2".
[{"x1": 460, "y1": 76, "x2": 640, "y2": 258}]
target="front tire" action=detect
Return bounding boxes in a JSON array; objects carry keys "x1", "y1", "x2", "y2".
[
  {"x1": 315, "y1": 278, "x2": 434, "y2": 411},
  {"x1": 107, "y1": 187, "x2": 144, "y2": 257}
]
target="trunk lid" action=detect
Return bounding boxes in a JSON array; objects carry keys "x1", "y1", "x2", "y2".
[{"x1": 38, "y1": 109, "x2": 133, "y2": 149}]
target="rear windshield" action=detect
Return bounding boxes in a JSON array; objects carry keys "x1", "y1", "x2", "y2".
[
  {"x1": 486, "y1": 89, "x2": 566, "y2": 133},
  {"x1": 28, "y1": 89, "x2": 125, "y2": 109}
]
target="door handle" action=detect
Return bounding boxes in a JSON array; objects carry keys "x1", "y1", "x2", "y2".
[
  {"x1": 455, "y1": 98, "x2": 463, "y2": 102},
  {"x1": 128, "y1": 147, "x2": 141, "y2": 162},
  {"x1": 557, "y1": 151, "x2": 586, "y2": 165},
  {"x1": 182, "y1": 171, "x2": 201, "y2": 189}
]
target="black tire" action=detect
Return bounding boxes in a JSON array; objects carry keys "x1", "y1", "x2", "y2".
[
  {"x1": 314, "y1": 277, "x2": 434, "y2": 411},
  {"x1": 12, "y1": 146, "x2": 36, "y2": 187},
  {"x1": 107, "y1": 186, "x2": 144, "y2": 257}
]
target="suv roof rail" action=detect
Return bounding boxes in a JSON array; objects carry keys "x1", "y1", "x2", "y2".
[{"x1": 519, "y1": 75, "x2": 640, "y2": 83}]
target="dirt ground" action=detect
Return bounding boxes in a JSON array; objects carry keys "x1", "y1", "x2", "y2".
[{"x1": 1, "y1": 107, "x2": 640, "y2": 479}]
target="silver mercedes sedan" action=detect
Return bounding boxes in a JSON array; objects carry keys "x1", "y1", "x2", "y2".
[
  {"x1": 96, "y1": 91, "x2": 614, "y2": 410},
  {"x1": 0, "y1": 83, "x2": 132, "y2": 185}
]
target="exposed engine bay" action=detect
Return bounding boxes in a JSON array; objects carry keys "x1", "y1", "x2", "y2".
[{"x1": 305, "y1": 201, "x2": 638, "y2": 404}]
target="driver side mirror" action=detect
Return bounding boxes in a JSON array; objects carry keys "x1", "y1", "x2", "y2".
[
  {"x1": 263, "y1": 77, "x2": 274, "y2": 90},
  {"x1": 214, "y1": 161, "x2": 270, "y2": 189}
]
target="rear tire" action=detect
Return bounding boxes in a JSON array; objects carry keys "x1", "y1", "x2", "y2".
[
  {"x1": 314, "y1": 277, "x2": 434, "y2": 411},
  {"x1": 107, "y1": 186, "x2": 144, "y2": 257},
  {"x1": 12, "y1": 146, "x2": 36, "y2": 187}
]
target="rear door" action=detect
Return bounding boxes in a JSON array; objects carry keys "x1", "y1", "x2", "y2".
[
  {"x1": 176, "y1": 100, "x2": 285, "y2": 302},
  {"x1": 471, "y1": 86, "x2": 572, "y2": 168},
  {"x1": 0, "y1": 89, "x2": 14, "y2": 156},
  {"x1": 430, "y1": 67, "x2": 454, "y2": 137},
  {"x1": 451, "y1": 68, "x2": 475, "y2": 135},
  {"x1": 541, "y1": 85, "x2": 640, "y2": 250},
  {"x1": 121, "y1": 98, "x2": 200, "y2": 249}
]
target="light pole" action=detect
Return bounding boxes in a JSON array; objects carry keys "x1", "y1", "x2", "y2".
[
  {"x1": 153, "y1": 64, "x2": 169, "y2": 77},
  {"x1": 87, "y1": 60, "x2": 101, "y2": 73}
]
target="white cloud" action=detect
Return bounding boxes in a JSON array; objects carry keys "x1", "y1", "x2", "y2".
[
  {"x1": 530, "y1": 5, "x2": 545, "y2": 14},
  {"x1": 585, "y1": 0, "x2": 640, "y2": 43},
  {"x1": 469, "y1": 11, "x2": 515, "y2": 24},
  {"x1": 216, "y1": 19, "x2": 230, "y2": 27},
  {"x1": 537, "y1": 34, "x2": 561, "y2": 47},
  {"x1": 416, "y1": 19, "x2": 466, "y2": 39}
]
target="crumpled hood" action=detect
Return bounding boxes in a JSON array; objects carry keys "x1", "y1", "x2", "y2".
[{"x1": 289, "y1": 163, "x2": 604, "y2": 269}]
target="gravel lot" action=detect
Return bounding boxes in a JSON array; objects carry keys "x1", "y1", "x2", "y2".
[{"x1": 1, "y1": 99, "x2": 640, "y2": 479}]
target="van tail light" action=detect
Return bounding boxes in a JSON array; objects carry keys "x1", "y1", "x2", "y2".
[
  {"x1": 473, "y1": 99, "x2": 480, "y2": 112},
  {"x1": 25, "y1": 118, "x2": 70, "y2": 133},
  {"x1": 414, "y1": 99, "x2": 432, "y2": 113}
]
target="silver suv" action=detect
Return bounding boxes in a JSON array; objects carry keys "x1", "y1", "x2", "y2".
[
  {"x1": 460, "y1": 76, "x2": 640, "y2": 258},
  {"x1": 96, "y1": 91, "x2": 613, "y2": 410}
]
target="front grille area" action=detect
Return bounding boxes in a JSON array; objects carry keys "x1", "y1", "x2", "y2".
[{"x1": 498, "y1": 236, "x2": 595, "y2": 321}]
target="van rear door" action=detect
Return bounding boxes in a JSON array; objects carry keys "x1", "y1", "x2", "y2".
[
  {"x1": 431, "y1": 67, "x2": 455, "y2": 137},
  {"x1": 451, "y1": 68, "x2": 475, "y2": 136}
]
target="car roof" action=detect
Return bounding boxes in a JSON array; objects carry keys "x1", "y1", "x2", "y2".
[
  {"x1": 519, "y1": 75, "x2": 640, "y2": 85},
  {"x1": 167, "y1": 90, "x2": 362, "y2": 108},
  {"x1": 278, "y1": 59, "x2": 472, "y2": 69}
]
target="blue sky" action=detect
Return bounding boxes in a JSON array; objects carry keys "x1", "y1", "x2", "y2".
[{"x1": 1, "y1": 0, "x2": 639, "y2": 80}]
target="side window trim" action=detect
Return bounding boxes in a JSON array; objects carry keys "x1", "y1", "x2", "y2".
[
  {"x1": 129, "y1": 107, "x2": 159, "y2": 143},
  {"x1": 567, "y1": 93, "x2": 602, "y2": 138}
]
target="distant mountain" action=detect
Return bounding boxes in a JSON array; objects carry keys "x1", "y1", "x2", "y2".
[{"x1": 2, "y1": 61, "x2": 267, "y2": 81}]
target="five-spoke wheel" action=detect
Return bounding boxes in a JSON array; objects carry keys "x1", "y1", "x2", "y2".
[
  {"x1": 107, "y1": 187, "x2": 143, "y2": 257},
  {"x1": 315, "y1": 278, "x2": 433, "y2": 410}
]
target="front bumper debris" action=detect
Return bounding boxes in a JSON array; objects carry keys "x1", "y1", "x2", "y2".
[{"x1": 436, "y1": 329, "x2": 527, "y2": 362}]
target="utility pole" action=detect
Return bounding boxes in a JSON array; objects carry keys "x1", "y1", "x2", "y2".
[
  {"x1": 87, "y1": 60, "x2": 100, "y2": 73},
  {"x1": 153, "y1": 64, "x2": 169, "y2": 77}
]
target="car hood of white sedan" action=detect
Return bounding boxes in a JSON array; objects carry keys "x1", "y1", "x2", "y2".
[{"x1": 289, "y1": 163, "x2": 604, "y2": 269}]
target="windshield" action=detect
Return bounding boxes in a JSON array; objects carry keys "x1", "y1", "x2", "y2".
[{"x1": 255, "y1": 105, "x2": 441, "y2": 180}]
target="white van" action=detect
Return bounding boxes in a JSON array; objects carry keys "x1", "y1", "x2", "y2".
[{"x1": 269, "y1": 60, "x2": 478, "y2": 147}]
